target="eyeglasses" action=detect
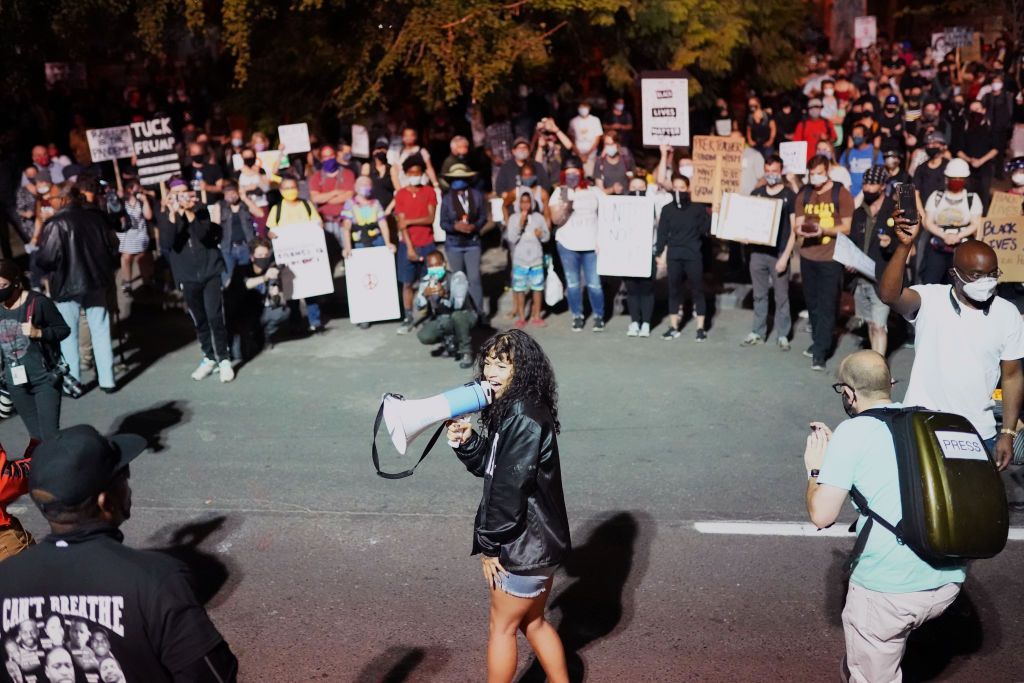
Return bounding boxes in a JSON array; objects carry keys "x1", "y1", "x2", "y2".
[
  {"x1": 954, "y1": 267, "x2": 1002, "y2": 282},
  {"x1": 832, "y1": 379, "x2": 898, "y2": 394}
]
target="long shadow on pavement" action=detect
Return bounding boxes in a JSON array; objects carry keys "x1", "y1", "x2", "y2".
[
  {"x1": 108, "y1": 400, "x2": 190, "y2": 453},
  {"x1": 518, "y1": 510, "x2": 654, "y2": 683},
  {"x1": 146, "y1": 515, "x2": 243, "y2": 609},
  {"x1": 352, "y1": 646, "x2": 452, "y2": 683}
]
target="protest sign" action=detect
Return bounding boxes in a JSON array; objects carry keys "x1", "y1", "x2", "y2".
[
  {"x1": 271, "y1": 222, "x2": 335, "y2": 300},
  {"x1": 278, "y1": 123, "x2": 311, "y2": 154},
  {"x1": 257, "y1": 150, "x2": 282, "y2": 174},
  {"x1": 944, "y1": 26, "x2": 974, "y2": 49},
  {"x1": 854, "y1": 16, "x2": 877, "y2": 49},
  {"x1": 931, "y1": 33, "x2": 951, "y2": 62},
  {"x1": 690, "y1": 136, "x2": 744, "y2": 208},
  {"x1": 833, "y1": 233, "x2": 877, "y2": 280},
  {"x1": 130, "y1": 117, "x2": 180, "y2": 186},
  {"x1": 231, "y1": 154, "x2": 243, "y2": 172},
  {"x1": 779, "y1": 141, "x2": 808, "y2": 175},
  {"x1": 715, "y1": 193, "x2": 782, "y2": 247},
  {"x1": 981, "y1": 191, "x2": 1024, "y2": 282},
  {"x1": 596, "y1": 195, "x2": 655, "y2": 277},
  {"x1": 344, "y1": 246, "x2": 402, "y2": 324},
  {"x1": 352, "y1": 125, "x2": 370, "y2": 158},
  {"x1": 86, "y1": 126, "x2": 133, "y2": 163},
  {"x1": 960, "y1": 32, "x2": 983, "y2": 63},
  {"x1": 640, "y1": 72, "x2": 690, "y2": 148},
  {"x1": 490, "y1": 197, "x2": 505, "y2": 224}
]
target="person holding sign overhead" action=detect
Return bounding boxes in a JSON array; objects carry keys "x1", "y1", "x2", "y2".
[{"x1": 795, "y1": 154, "x2": 854, "y2": 371}]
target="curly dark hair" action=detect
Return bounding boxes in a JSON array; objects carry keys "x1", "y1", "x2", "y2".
[{"x1": 475, "y1": 329, "x2": 559, "y2": 434}]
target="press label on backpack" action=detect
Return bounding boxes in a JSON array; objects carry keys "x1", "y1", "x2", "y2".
[{"x1": 934, "y1": 431, "x2": 988, "y2": 461}]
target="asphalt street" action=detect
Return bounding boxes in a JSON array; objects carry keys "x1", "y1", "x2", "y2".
[{"x1": 2, "y1": 287, "x2": 1023, "y2": 682}]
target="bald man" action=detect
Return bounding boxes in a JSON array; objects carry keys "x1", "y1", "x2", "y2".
[
  {"x1": 804, "y1": 350, "x2": 966, "y2": 683},
  {"x1": 879, "y1": 215, "x2": 1024, "y2": 469}
]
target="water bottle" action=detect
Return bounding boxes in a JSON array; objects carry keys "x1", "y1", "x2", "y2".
[{"x1": 192, "y1": 169, "x2": 203, "y2": 193}]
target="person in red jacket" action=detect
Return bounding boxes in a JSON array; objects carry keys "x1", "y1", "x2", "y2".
[
  {"x1": 0, "y1": 441, "x2": 34, "y2": 562},
  {"x1": 793, "y1": 98, "x2": 837, "y2": 160}
]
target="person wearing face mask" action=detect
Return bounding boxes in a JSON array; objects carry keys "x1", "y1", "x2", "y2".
[
  {"x1": 957, "y1": 101, "x2": 998, "y2": 205},
  {"x1": 495, "y1": 138, "x2": 549, "y2": 195},
  {"x1": 266, "y1": 175, "x2": 326, "y2": 334},
  {"x1": 439, "y1": 135, "x2": 475, "y2": 192},
  {"x1": 116, "y1": 181, "x2": 154, "y2": 295},
  {"x1": 394, "y1": 156, "x2": 439, "y2": 334},
  {"x1": 440, "y1": 164, "x2": 487, "y2": 315},
  {"x1": 568, "y1": 102, "x2": 604, "y2": 177},
  {"x1": 820, "y1": 79, "x2": 841, "y2": 124},
  {"x1": 813, "y1": 142, "x2": 852, "y2": 190},
  {"x1": 880, "y1": 149, "x2": 911, "y2": 195},
  {"x1": 309, "y1": 145, "x2": 356, "y2": 250},
  {"x1": 621, "y1": 178, "x2": 658, "y2": 338},
  {"x1": 744, "y1": 156, "x2": 797, "y2": 350},
  {"x1": 655, "y1": 175, "x2": 711, "y2": 342},
  {"x1": 184, "y1": 142, "x2": 224, "y2": 203},
  {"x1": 0, "y1": 259, "x2": 70, "y2": 443},
  {"x1": 795, "y1": 154, "x2": 855, "y2": 371},
  {"x1": 216, "y1": 181, "x2": 262, "y2": 287},
  {"x1": 391, "y1": 127, "x2": 440, "y2": 189},
  {"x1": 773, "y1": 98, "x2": 800, "y2": 143},
  {"x1": 803, "y1": 350, "x2": 968, "y2": 683},
  {"x1": 848, "y1": 166, "x2": 898, "y2": 355},
  {"x1": 365, "y1": 137, "x2": 396, "y2": 208},
  {"x1": 594, "y1": 131, "x2": 634, "y2": 195},
  {"x1": 223, "y1": 128, "x2": 245, "y2": 167},
  {"x1": 794, "y1": 99, "x2": 837, "y2": 161},
  {"x1": 551, "y1": 158, "x2": 605, "y2": 332},
  {"x1": 604, "y1": 97, "x2": 634, "y2": 149},
  {"x1": 877, "y1": 94, "x2": 907, "y2": 155},
  {"x1": 22, "y1": 145, "x2": 65, "y2": 188},
  {"x1": 340, "y1": 176, "x2": 395, "y2": 258},
  {"x1": 1007, "y1": 156, "x2": 1024, "y2": 196},
  {"x1": 745, "y1": 97, "x2": 776, "y2": 159},
  {"x1": 414, "y1": 251, "x2": 476, "y2": 368},
  {"x1": 227, "y1": 238, "x2": 290, "y2": 356},
  {"x1": 880, "y1": 222, "x2": 1024, "y2": 471},
  {"x1": 919, "y1": 159, "x2": 983, "y2": 285},
  {"x1": 840, "y1": 124, "x2": 883, "y2": 199},
  {"x1": 982, "y1": 75, "x2": 1015, "y2": 178},
  {"x1": 506, "y1": 193, "x2": 551, "y2": 329}
]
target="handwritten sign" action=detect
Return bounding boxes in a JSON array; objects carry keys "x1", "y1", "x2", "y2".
[
  {"x1": 691, "y1": 135, "x2": 744, "y2": 208},
  {"x1": 596, "y1": 195, "x2": 655, "y2": 277},
  {"x1": 981, "y1": 191, "x2": 1024, "y2": 282},
  {"x1": 854, "y1": 16, "x2": 877, "y2": 49},
  {"x1": 271, "y1": 222, "x2": 335, "y2": 300},
  {"x1": 278, "y1": 123, "x2": 311, "y2": 154},
  {"x1": 344, "y1": 246, "x2": 401, "y2": 324},
  {"x1": 86, "y1": 126, "x2": 134, "y2": 163},
  {"x1": 779, "y1": 141, "x2": 808, "y2": 175},
  {"x1": 130, "y1": 117, "x2": 180, "y2": 186},
  {"x1": 944, "y1": 26, "x2": 975, "y2": 49},
  {"x1": 352, "y1": 125, "x2": 370, "y2": 158},
  {"x1": 640, "y1": 72, "x2": 690, "y2": 148},
  {"x1": 715, "y1": 193, "x2": 781, "y2": 247}
]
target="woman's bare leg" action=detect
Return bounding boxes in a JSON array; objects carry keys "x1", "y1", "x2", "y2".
[
  {"x1": 520, "y1": 579, "x2": 568, "y2": 683},
  {"x1": 529, "y1": 291, "x2": 544, "y2": 322},
  {"x1": 513, "y1": 292, "x2": 525, "y2": 323},
  {"x1": 487, "y1": 585, "x2": 533, "y2": 683},
  {"x1": 120, "y1": 253, "x2": 133, "y2": 288}
]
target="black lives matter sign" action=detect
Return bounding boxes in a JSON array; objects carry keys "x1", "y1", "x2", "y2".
[
  {"x1": 641, "y1": 73, "x2": 690, "y2": 147},
  {"x1": 130, "y1": 117, "x2": 181, "y2": 186}
]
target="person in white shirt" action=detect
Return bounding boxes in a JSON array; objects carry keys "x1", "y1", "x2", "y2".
[
  {"x1": 879, "y1": 218, "x2": 1024, "y2": 470},
  {"x1": 568, "y1": 104, "x2": 603, "y2": 178},
  {"x1": 550, "y1": 157, "x2": 604, "y2": 332},
  {"x1": 919, "y1": 158, "x2": 983, "y2": 285}
]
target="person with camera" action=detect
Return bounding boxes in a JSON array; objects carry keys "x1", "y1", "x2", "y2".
[
  {"x1": 158, "y1": 179, "x2": 234, "y2": 383},
  {"x1": 35, "y1": 183, "x2": 120, "y2": 393},
  {"x1": 414, "y1": 251, "x2": 477, "y2": 369},
  {"x1": 0, "y1": 260, "x2": 70, "y2": 444},
  {"x1": 803, "y1": 350, "x2": 966, "y2": 683},
  {"x1": 116, "y1": 179, "x2": 154, "y2": 296},
  {"x1": 226, "y1": 238, "x2": 289, "y2": 358},
  {"x1": 217, "y1": 181, "x2": 262, "y2": 287}
]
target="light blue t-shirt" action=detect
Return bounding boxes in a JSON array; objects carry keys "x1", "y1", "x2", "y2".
[
  {"x1": 839, "y1": 145, "x2": 880, "y2": 198},
  {"x1": 817, "y1": 403, "x2": 967, "y2": 593}
]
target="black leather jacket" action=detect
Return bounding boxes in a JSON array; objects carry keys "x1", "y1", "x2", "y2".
[
  {"x1": 36, "y1": 204, "x2": 119, "y2": 301},
  {"x1": 455, "y1": 400, "x2": 571, "y2": 571}
]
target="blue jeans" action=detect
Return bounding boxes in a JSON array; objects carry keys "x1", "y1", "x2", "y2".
[
  {"x1": 556, "y1": 243, "x2": 604, "y2": 319},
  {"x1": 221, "y1": 242, "x2": 251, "y2": 286},
  {"x1": 55, "y1": 290, "x2": 115, "y2": 389}
]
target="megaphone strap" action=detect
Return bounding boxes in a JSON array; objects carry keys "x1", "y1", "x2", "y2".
[{"x1": 372, "y1": 396, "x2": 446, "y2": 479}]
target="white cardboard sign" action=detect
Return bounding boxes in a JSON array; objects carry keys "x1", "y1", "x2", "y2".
[
  {"x1": 278, "y1": 123, "x2": 311, "y2": 154},
  {"x1": 854, "y1": 16, "x2": 877, "y2": 49},
  {"x1": 596, "y1": 195, "x2": 655, "y2": 277},
  {"x1": 271, "y1": 221, "x2": 335, "y2": 300},
  {"x1": 780, "y1": 141, "x2": 808, "y2": 175},
  {"x1": 86, "y1": 126, "x2": 134, "y2": 162},
  {"x1": 716, "y1": 193, "x2": 781, "y2": 246},
  {"x1": 640, "y1": 74, "x2": 690, "y2": 148},
  {"x1": 351, "y1": 125, "x2": 370, "y2": 158},
  {"x1": 934, "y1": 431, "x2": 989, "y2": 461},
  {"x1": 344, "y1": 246, "x2": 401, "y2": 324},
  {"x1": 833, "y1": 232, "x2": 877, "y2": 280}
]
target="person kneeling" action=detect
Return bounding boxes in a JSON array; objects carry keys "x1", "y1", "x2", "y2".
[
  {"x1": 415, "y1": 252, "x2": 477, "y2": 369},
  {"x1": 227, "y1": 238, "x2": 290, "y2": 358}
]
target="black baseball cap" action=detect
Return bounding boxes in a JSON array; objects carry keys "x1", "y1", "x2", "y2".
[{"x1": 29, "y1": 425, "x2": 147, "y2": 506}]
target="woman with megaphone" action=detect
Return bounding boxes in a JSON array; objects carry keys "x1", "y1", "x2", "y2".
[{"x1": 446, "y1": 329, "x2": 571, "y2": 683}]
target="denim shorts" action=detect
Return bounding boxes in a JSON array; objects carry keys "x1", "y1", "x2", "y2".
[
  {"x1": 512, "y1": 264, "x2": 545, "y2": 293},
  {"x1": 397, "y1": 244, "x2": 437, "y2": 284},
  {"x1": 495, "y1": 566, "x2": 557, "y2": 598}
]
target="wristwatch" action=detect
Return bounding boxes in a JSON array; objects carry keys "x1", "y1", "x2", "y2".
[{"x1": 807, "y1": 469, "x2": 820, "y2": 480}]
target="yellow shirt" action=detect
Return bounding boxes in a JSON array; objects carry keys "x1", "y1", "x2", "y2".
[{"x1": 266, "y1": 199, "x2": 323, "y2": 228}]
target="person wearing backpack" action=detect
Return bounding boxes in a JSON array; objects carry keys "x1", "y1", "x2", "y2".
[
  {"x1": 803, "y1": 350, "x2": 967, "y2": 683},
  {"x1": 267, "y1": 175, "x2": 326, "y2": 333}
]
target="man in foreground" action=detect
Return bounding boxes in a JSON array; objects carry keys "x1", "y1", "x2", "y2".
[
  {"x1": 0, "y1": 425, "x2": 238, "y2": 681},
  {"x1": 804, "y1": 351, "x2": 966, "y2": 682}
]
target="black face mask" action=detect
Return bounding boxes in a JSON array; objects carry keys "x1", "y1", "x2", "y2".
[
  {"x1": 862, "y1": 190, "x2": 881, "y2": 205},
  {"x1": 254, "y1": 257, "x2": 273, "y2": 272},
  {"x1": 0, "y1": 285, "x2": 14, "y2": 304},
  {"x1": 842, "y1": 389, "x2": 857, "y2": 418},
  {"x1": 243, "y1": 157, "x2": 256, "y2": 167},
  {"x1": 191, "y1": 154, "x2": 204, "y2": 165},
  {"x1": 374, "y1": 152, "x2": 388, "y2": 163},
  {"x1": 925, "y1": 146, "x2": 942, "y2": 159},
  {"x1": 673, "y1": 191, "x2": 691, "y2": 207}
]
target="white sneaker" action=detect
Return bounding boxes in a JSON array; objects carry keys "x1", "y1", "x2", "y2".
[
  {"x1": 218, "y1": 359, "x2": 235, "y2": 383},
  {"x1": 191, "y1": 358, "x2": 217, "y2": 381},
  {"x1": 639, "y1": 323, "x2": 650, "y2": 338},
  {"x1": 626, "y1": 322, "x2": 640, "y2": 337}
]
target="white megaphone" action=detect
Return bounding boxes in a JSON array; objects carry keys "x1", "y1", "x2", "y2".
[{"x1": 381, "y1": 382, "x2": 494, "y2": 456}]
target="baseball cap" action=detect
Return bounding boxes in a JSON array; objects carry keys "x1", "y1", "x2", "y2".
[
  {"x1": 862, "y1": 165, "x2": 888, "y2": 186},
  {"x1": 884, "y1": 94, "x2": 900, "y2": 106},
  {"x1": 807, "y1": 98, "x2": 823, "y2": 109},
  {"x1": 373, "y1": 137, "x2": 390, "y2": 150},
  {"x1": 512, "y1": 137, "x2": 531, "y2": 149},
  {"x1": 29, "y1": 425, "x2": 147, "y2": 506},
  {"x1": 883, "y1": 148, "x2": 902, "y2": 160},
  {"x1": 924, "y1": 130, "x2": 947, "y2": 145}
]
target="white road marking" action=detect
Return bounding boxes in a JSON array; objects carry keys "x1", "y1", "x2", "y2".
[{"x1": 694, "y1": 521, "x2": 1024, "y2": 541}]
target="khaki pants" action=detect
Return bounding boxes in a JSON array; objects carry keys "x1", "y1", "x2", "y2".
[
  {"x1": 0, "y1": 517, "x2": 34, "y2": 562},
  {"x1": 842, "y1": 581, "x2": 960, "y2": 683}
]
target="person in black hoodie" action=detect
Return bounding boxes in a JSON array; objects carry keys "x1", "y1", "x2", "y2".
[
  {"x1": 158, "y1": 178, "x2": 233, "y2": 383},
  {"x1": 655, "y1": 174, "x2": 712, "y2": 341},
  {"x1": 446, "y1": 330, "x2": 570, "y2": 683},
  {"x1": 35, "y1": 182, "x2": 119, "y2": 393}
]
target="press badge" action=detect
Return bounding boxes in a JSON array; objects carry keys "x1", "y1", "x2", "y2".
[{"x1": 10, "y1": 364, "x2": 27, "y2": 386}]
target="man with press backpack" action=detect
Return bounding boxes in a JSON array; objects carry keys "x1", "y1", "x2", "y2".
[{"x1": 804, "y1": 350, "x2": 1008, "y2": 683}]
